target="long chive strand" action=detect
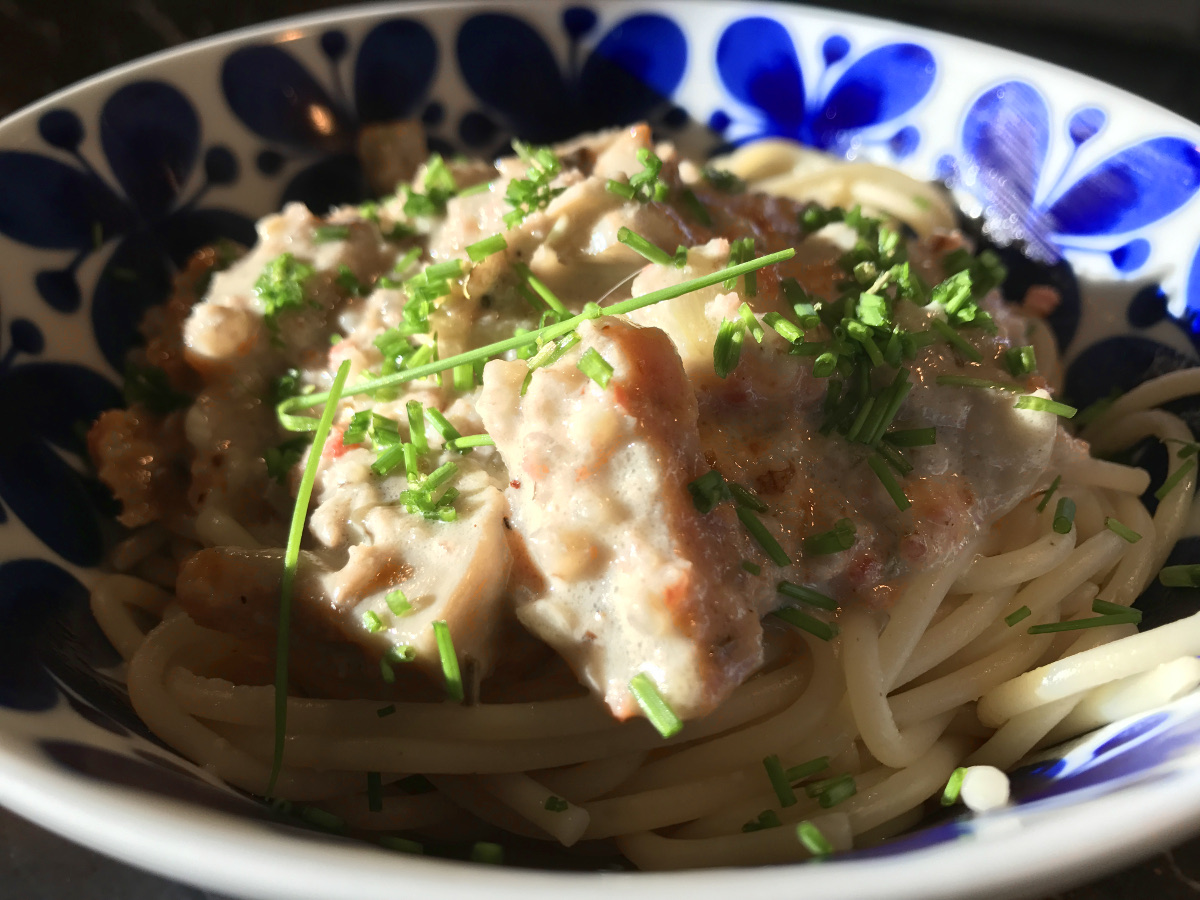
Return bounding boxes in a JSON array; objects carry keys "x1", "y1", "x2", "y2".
[
  {"x1": 277, "y1": 248, "x2": 795, "y2": 430},
  {"x1": 268, "y1": 359, "x2": 351, "y2": 795}
]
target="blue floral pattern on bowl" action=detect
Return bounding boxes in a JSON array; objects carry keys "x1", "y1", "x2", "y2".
[
  {"x1": 0, "y1": 82, "x2": 255, "y2": 369},
  {"x1": 936, "y1": 80, "x2": 1200, "y2": 272},
  {"x1": 708, "y1": 17, "x2": 935, "y2": 158},
  {"x1": 454, "y1": 8, "x2": 688, "y2": 150},
  {"x1": 222, "y1": 18, "x2": 441, "y2": 213},
  {"x1": 0, "y1": 2, "x2": 1199, "y2": 894}
]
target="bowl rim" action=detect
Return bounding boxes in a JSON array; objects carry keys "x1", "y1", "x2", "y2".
[{"x1": 2, "y1": 1, "x2": 1200, "y2": 897}]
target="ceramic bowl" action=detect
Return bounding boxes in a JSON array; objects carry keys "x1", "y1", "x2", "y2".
[{"x1": 2, "y1": 2, "x2": 1200, "y2": 898}]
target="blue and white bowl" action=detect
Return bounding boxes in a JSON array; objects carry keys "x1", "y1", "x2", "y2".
[{"x1": 2, "y1": 2, "x2": 1200, "y2": 897}]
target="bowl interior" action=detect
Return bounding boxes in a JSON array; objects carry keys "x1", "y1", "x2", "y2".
[{"x1": 2, "y1": 2, "x2": 1200, "y2": 897}]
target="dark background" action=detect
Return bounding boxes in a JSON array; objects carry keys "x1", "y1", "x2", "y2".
[{"x1": 2, "y1": 0, "x2": 1200, "y2": 898}]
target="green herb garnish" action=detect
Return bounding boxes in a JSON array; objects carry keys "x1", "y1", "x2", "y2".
[
  {"x1": 432, "y1": 620, "x2": 464, "y2": 702},
  {"x1": 578, "y1": 347, "x2": 615, "y2": 388},
  {"x1": 764, "y1": 754, "x2": 798, "y2": 807},
  {"x1": 256, "y1": 252, "x2": 316, "y2": 342},
  {"x1": 123, "y1": 363, "x2": 192, "y2": 414},
  {"x1": 629, "y1": 672, "x2": 683, "y2": 738},
  {"x1": 276, "y1": 249, "x2": 797, "y2": 430},
  {"x1": 1005, "y1": 606, "x2": 1032, "y2": 627},
  {"x1": 267, "y1": 359, "x2": 351, "y2": 795}
]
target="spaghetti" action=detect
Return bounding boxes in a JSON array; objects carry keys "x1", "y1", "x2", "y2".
[{"x1": 86, "y1": 128, "x2": 1200, "y2": 869}]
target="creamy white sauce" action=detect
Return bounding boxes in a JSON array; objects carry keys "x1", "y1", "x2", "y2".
[{"x1": 147, "y1": 125, "x2": 1061, "y2": 720}]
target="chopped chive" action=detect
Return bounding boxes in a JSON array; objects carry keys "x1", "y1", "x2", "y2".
[
  {"x1": 741, "y1": 560, "x2": 762, "y2": 576},
  {"x1": 785, "y1": 756, "x2": 830, "y2": 782},
  {"x1": 405, "y1": 401, "x2": 428, "y2": 454},
  {"x1": 445, "y1": 433, "x2": 496, "y2": 451},
  {"x1": 935, "y1": 374, "x2": 1023, "y2": 391},
  {"x1": 1028, "y1": 613, "x2": 1141, "y2": 634},
  {"x1": 1036, "y1": 475, "x2": 1062, "y2": 512},
  {"x1": 423, "y1": 461, "x2": 459, "y2": 493},
  {"x1": 713, "y1": 318, "x2": 746, "y2": 378},
  {"x1": 885, "y1": 427, "x2": 936, "y2": 447},
  {"x1": 457, "y1": 180, "x2": 493, "y2": 198},
  {"x1": 466, "y1": 233, "x2": 508, "y2": 262},
  {"x1": 875, "y1": 440, "x2": 913, "y2": 475},
  {"x1": 1159, "y1": 564, "x2": 1200, "y2": 587},
  {"x1": 452, "y1": 363, "x2": 475, "y2": 392},
  {"x1": 387, "y1": 645, "x2": 416, "y2": 664},
  {"x1": 300, "y1": 807, "x2": 346, "y2": 832},
  {"x1": 729, "y1": 483, "x2": 768, "y2": 513},
  {"x1": 606, "y1": 179, "x2": 636, "y2": 200},
  {"x1": 812, "y1": 351, "x2": 837, "y2": 378},
  {"x1": 514, "y1": 262, "x2": 567, "y2": 315},
  {"x1": 1015, "y1": 395, "x2": 1077, "y2": 418},
  {"x1": 336, "y1": 264, "x2": 366, "y2": 297},
  {"x1": 432, "y1": 620, "x2": 464, "y2": 702},
  {"x1": 777, "y1": 581, "x2": 837, "y2": 610},
  {"x1": 1074, "y1": 389, "x2": 1122, "y2": 426},
  {"x1": 1005, "y1": 344, "x2": 1037, "y2": 377},
  {"x1": 772, "y1": 607, "x2": 838, "y2": 641},
  {"x1": 1155, "y1": 459, "x2": 1197, "y2": 501},
  {"x1": 941, "y1": 767, "x2": 966, "y2": 806},
  {"x1": 578, "y1": 347, "x2": 614, "y2": 388},
  {"x1": 123, "y1": 362, "x2": 194, "y2": 414},
  {"x1": 737, "y1": 507, "x2": 792, "y2": 566},
  {"x1": 425, "y1": 259, "x2": 463, "y2": 281},
  {"x1": 802, "y1": 518, "x2": 857, "y2": 555},
  {"x1": 797, "y1": 821, "x2": 833, "y2": 857},
  {"x1": 470, "y1": 842, "x2": 505, "y2": 865},
  {"x1": 362, "y1": 610, "x2": 385, "y2": 633},
  {"x1": 739, "y1": 303, "x2": 765, "y2": 343},
  {"x1": 385, "y1": 589, "x2": 412, "y2": 617},
  {"x1": 742, "y1": 809, "x2": 783, "y2": 832},
  {"x1": 815, "y1": 774, "x2": 856, "y2": 808},
  {"x1": 1053, "y1": 497, "x2": 1076, "y2": 534},
  {"x1": 629, "y1": 672, "x2": 683, "y2": 738},
  {"x1": 367, "y1": 771, "x2": 383, "y2": 812},
  {"x1": 379, "y1": 658, "x2": 395, "y2": 683},
  {"x1": 763, "y1": 754, "x2": 798, "y2": 807},
  {"x1": 371, "y1": 444, "x2": 408, "y2": 477},
  {"x1": 376, "y1": 704, "x2": 397, "y2": 718},
  {"x1": 679, "y1": 188, "x2": 712, "y2": 226},
  {"x1": 1093, "y1": 598, "x2": 1139, "y2": 619},
  {"x1": 1005, "y1": 606, "x2": 1032, "y2": 627},
  {"x1": 425, "y1": 407, "x2": 463, "y2": 446},
  {"x1": 868, "y1": 455, "x2": 911, "y2": 511},
  {"x1": 313, "y1": 224, "x2": 350, "y2": 243},
  {"x1": 385, "y1": 222, "x2": 418, "y2": 241},
  {"x1": 402, "y1": 443, "x2": 419, "y2": 483},
  {"x1": 617, "y1": 226, "x2": 677, "y2": 266},
  {"x1": 267, "y1": 360, "x2": 351, "y2": 796},
  {"x1": 804, "y1": 775, "x2": 844, "y2": 798},
  {"x1": 930, "y1": 318, "x2": 983, "y2": 362},
  {"x1": 702, "y1": 167, "x2": 746, "y2": 193},
  {"x1": 763, "y1": 311, "x2": 802, "y2": 343},
  {"x1": 1105, "y1": 517, "x2": 1142, "y2": 543},
  {"x1": 544, "y1": 796, "x2": 570, "y2": 812},
  {"x1": 521, "y1": 331, "x2": 582, "y2": 395},
  {"x1": 688, "y1": 469, "x2": 731, "y2": 514},
  {"x1": 380, "y1": 836, "x2": 424, "y2": 854},
  {"x1": 865, "y1": 369, "x2": 913, "y2": 446}
]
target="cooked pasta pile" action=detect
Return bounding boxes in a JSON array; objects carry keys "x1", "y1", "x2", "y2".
[{"x1": 87, "y1": 130, "x2": 1200, "y2": 869}]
